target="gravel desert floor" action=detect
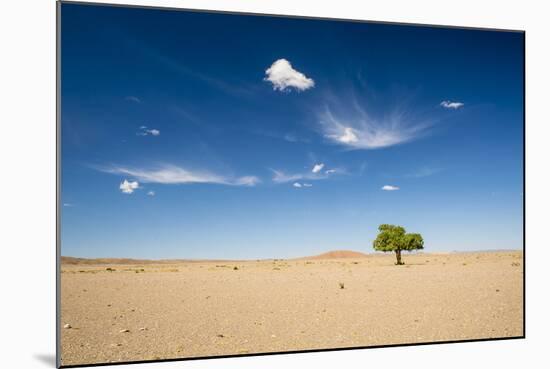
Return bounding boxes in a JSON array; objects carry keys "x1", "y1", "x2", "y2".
[{"x1": 60, "y1": 251, "x2": 523, "y2": 366}]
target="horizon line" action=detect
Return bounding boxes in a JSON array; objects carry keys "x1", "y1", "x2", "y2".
[{"x1": 61, "y1": 248, "x2": 524, "y2": 263}]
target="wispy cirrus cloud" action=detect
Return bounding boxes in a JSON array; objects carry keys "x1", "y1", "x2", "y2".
[
  {"x1": 293, "y1": 182, "x2": 313, "y2": 188},
  {"x1": 253, "y1": 130, "x2": 311, "y2": 144},
  {"x1": 272, "y1": 170, "x2": 313, "y2": 184},
  {"x1": 282, "y1": 133, "x2": 310, "y2": 143},
  {"x1": 264, "y1": 59, "x2": 315, "y2": 92},
  {"x1": 125, "y1": 96, "x2": 141, "y2": 103},
  {"x1": 135, "y1": 42, "x2": 256, "y2": 98},
  {"x1": 99, "y1": 164, "x2": 259, "y2": 187},
  {"x1": 272, "y1": 164, "x2": 343, "y2": 184},
  {"x1": 252, "y1": 129, "x2": 311, "y2": 144},
  {"x1": 318, "y1": 97, "x2": 433, "y2": 150},
  {"x1": 405, "y1": 167, "x2": 442, "y2": 178},
  {"x1": 440, "y1": 100, "x2": 464, "y2": 109}
]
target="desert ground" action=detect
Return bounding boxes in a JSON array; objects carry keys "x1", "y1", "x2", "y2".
[{"x1": 60, "y1": 250, "x2": 523, "y2": 366}]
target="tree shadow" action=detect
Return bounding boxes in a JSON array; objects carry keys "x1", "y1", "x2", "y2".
[{"x1": 33, "y1": 353, "x2": 56, "y2": 367}]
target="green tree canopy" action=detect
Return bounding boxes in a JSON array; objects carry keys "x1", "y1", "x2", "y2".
[{"x1": 373, "y1": 224, "x2": 424, "y2": 265}]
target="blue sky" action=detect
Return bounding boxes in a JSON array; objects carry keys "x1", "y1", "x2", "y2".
[{"x1": 60, "y1": 4, "x2": 524, "y2": 259}]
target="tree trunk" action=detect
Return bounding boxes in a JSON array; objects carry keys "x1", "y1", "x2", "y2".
[{"x1": 395, "y1": 249, "x2": 404, "y2": 265}]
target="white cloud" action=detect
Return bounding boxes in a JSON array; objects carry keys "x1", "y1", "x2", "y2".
[
  {"x1": 293, "y1": 182, "x2": 302, "y2": 188},
  {"x1": 312, "y1": 163, "x2": 325, "y2": 173},
  {"x1": 63, "y1": 203, "x2": 73, "y2": 207},
  {"x1": 440, "y1": 100, "x2": 464, "y2": 109},
  {"x1": 325, "y1": 169, "x2": 337, "y2": 174},
  {"x1": 264, "y1": 59, "x2": 314, "y2": 92},
  {"x1": 120, "y1": 179, "x2": 140, "y2": 194},
  {"x1": 319, "y1": 99, "x2": 433, "y2": 150},
  {"x1": 293, "y1": 182, "x2": 313, "y2": 188},
  {"x1": 137, "y1": 126, "x2": 160, "y2": 136},
  {"x1": 381, "y1": 185, "x2": 400, "y2": 191},
  {"x1": 147, "y1": 191, "x2": 155, "y2": 196},
  {"x1": 338, "y1": 127, "x2": 359, "y2": 144},
  {"x1": 102, "y1": 164, "x2": 260, "y2": 187},
  {"x1": 303, "y1": 183, "x2": 313, "y2": 187}
]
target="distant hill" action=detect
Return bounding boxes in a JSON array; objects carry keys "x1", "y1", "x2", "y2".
[
  {"x1": 298, "y1": 250, "x2": 370, "y2": 260},
  {"x1": 61, "y1": 250, "x2": 371, "y2": 265}
]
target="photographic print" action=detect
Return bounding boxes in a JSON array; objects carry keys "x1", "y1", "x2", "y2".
[{"x1": 58, "y1": 2, "x2": 524, "y2": 366}]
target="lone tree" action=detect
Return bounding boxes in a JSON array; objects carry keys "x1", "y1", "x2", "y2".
[{"x1": 373, "y1": 224, "x2": 424, "y2": 265}]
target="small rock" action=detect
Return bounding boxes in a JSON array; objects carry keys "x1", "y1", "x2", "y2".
[
  {"x1": 64, "y1": 324, "x2": 72, "y2": 329},
  {"x1": 139, "y1": 327, "x2": 147, "y2": 331},
  {"x1": 217, "y1": 334, "x2": 225, "y2": 338},
  {"x1": 119, "y1": 329, "x2": 130, "y2": 333},
  {"x1": 271, "y1": 334, "x2": 276, "y2": 338}
]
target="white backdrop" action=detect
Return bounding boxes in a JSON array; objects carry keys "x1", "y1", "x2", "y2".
[{"x1": 1, "y1": 0, "x2": 548, "y2": 368}]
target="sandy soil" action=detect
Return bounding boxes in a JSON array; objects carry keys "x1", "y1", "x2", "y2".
[{"x1": 60, "y1": 251, "x2": 523, "y2": 366}]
